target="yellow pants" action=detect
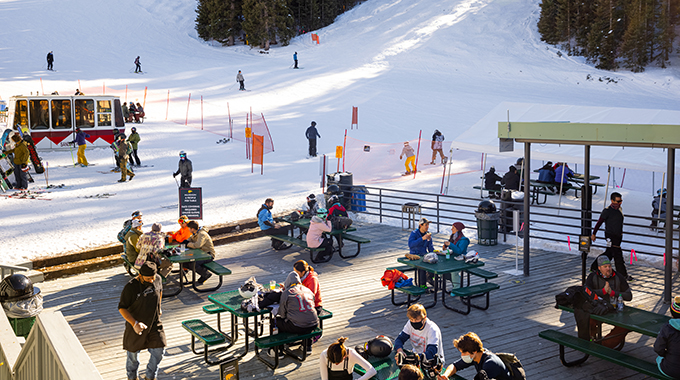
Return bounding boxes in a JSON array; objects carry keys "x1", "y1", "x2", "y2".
[
  {"x1": 77, "y1": 144, "x2": 88, "y2": 166},
  {"x1": 405, "y1": 156, "x2": 416, "y2": 173}
]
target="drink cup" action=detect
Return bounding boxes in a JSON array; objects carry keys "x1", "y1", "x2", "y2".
[
  {"x1": 181, "y1": 244, "x2": 186, "y2": 252},
  {"x1": 270, "y1": 280, "x2": 276, "y2": 290}
]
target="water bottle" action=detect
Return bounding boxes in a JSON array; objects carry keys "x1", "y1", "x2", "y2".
[
  {"x1": 617, "y1": 295, "x2": 624, "y2": 312},
  {"x1": 445, "y1": 249, "x2": 451, "y2": 260}
]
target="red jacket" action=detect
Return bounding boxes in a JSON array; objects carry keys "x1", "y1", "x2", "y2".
[
  {"x1": 381, "y1": 269, "x2": 408, "y2": 290},
  {"x1": 301, "y1": 270, "x2": 323, "y2": 308}
]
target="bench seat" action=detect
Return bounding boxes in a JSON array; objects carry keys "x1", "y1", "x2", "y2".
[
  {"x1": 193, "y1": 261, "x2": 231, "y2": 293},
  {"x1": 465, "y1": 267, "x2": 498, "y2": 280},
  {"x1": 391, "y1": 285, "x2": 427, "y2": 308},
  {"x1": 270, "y1": 234, "x2": 332, "y2": 264},
  {"x1": 182, "y1": 319, "x2": 230, "y2": 365},
  {"x1": 386, "y1": 265, "x2": 415, "y2": 272},
  {"x1": 340, "y1": 233, "x2": 371, "y2": 244},
  {"x1": 539, "y1": 329, "x2": 672, "y2": 378},
  {"x1": 254, "y1": 328, "x2": 323, "y2": 369},
  {"x1": 446, "y1": 283, "x2": 500, "y2": 315}
]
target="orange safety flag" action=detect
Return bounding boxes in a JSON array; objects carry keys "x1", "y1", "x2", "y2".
[
  {"x1": 335, "y1": 146, "x2": 343, "y2": 159},
  {"x1": 252, "y1": 134, "x2": 264, "y2": 165}
]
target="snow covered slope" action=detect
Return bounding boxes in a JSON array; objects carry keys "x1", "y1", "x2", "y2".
[{"x1": 0, "y1": 0, "x2": 678, "y2": 263}]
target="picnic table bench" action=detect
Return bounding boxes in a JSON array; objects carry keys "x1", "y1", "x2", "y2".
[
  {"x1": 472, "y1": 185, "x2": 502, "y2": 199},
  {"x1": 181, "y1": 319, "x2": 233, "y2": 365},
  {"x1": 529, "y1": 180, "x2": 574, "y2": 204}
]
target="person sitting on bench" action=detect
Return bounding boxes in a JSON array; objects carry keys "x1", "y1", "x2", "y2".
[
  {"x1": 300, "y1": 193, "x2": 319, "y2": 218},
  {"x1": 438, "y1": 332, "x2": 511, "y2": 380},
  {"x1": 184, "y1": 221, "x2": 215, "y2": 284},
  {"x1": 327, "y1": 195, "x2": 352, "y2": 247},
  {"x1": 483, "y1": 166, "x2": 502, "y2": 198},
  {"x1": 166, "y1": 215, "x2": 191, "y2": 244},
  {"x1": 501, "y1": 165, "x2": 520, "y2": 191},
  {"x1": 320, "y1": 336, "x2": 377, "y2": 380},
  {"x1": 294, "y1": 260, "x2": 323, "y2": 314},
  {"x1": 650, "y1": 188, "x2": 667, "y2": 228},
  {"x1": 136, "y1": 222, "x2": 172, "y2": 278},
  {"x1": 653, "y1": 296, "x2": 680, "y2": 379},
  {"x1": 125, "y1": 219, "x2": 144, "y2": 264},
  {"x1": 442, "y1": 222, "x2": 469, "y2": 289},
  {"x1": 270, "y1": 271, "x2": 319, "y2": 358},
  {"x1": 257, "y1": 198, "x2": 290, "y2": 250},
  {"x1": 394, "y1": 304, "x2": 444, "y2": 363},
  {"x1": 399, "y1": 364, "x2": 424, "y2": 380},
  {"x1": 306, "y1": 208, "x2": 334, "y2": 261},
  {"x1": 586, "y1": 255, "x2": 632, "y2": 349},
  {"x1": 537, "y1": 162, "x2": 555, "y2": 192},
  {"x1": 408, "y1": 218, "x2": 434, "y2": 287},
  {"x1": 553, "y1": 162, "x2": 573, "y2": 190}
]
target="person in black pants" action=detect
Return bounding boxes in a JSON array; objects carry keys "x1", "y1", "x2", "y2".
[
  {"x1": 591, "y1": 192, "x2": 632, "y2": 281},
  {"x1": 46, "y1": 51, "x2": 54, "y2": 70},
  {"x1": 305, "y1": 121, "x2": 320, "y2": 157}
]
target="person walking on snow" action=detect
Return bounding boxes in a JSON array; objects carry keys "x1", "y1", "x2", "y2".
[
  {"x1": 127, "y1": 127, "x2": 141, "y2": 167},
  {"x1": 173, "y1": 151, "x2": 192, "y2": 188},
  {"x1": 293, "y1": 52, "x2": 298, "y2": 69},
  {"x1": 46, "y1": 51, "x2": 54, "y2": 71},
  {"x1": 430, "y1": 130, "x2": 446, "y2": 165},
  {"x1": 236, "y1": 70, "x2": 246, "y2": 91},
  {"x1": 74, "y1": 127, "x2": 90, "y2": 167},
  {"x1": 134, "y1": 56, "x2": 142, "y2": 73},
  {"x1": 400, "y1": 141, "x2": 416, "y2": 175},
  {"x1": 305, "y1": 121, "x2": 320, "y2": 157},
  {"x1": 115, "y1": 134, "x2": 135, "y2": 182},
  {"x1": 3, "y1": 134, "x2": 30, "y2": 190}
]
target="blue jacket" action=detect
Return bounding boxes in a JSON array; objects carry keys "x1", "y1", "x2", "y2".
[
  {"x1": 447, "y1": 235, "x2": 470, "y2": 256},
  {"x1": 75, "y1": 130, "x2": 90, "y2": 146},
  {"x1": 293, "y1": 53, "x2": 298, "y2": 60},
  {"x1": 408, "y1": 229, "x2": 434, "y2": 255},
  {"x1": 537, "y1": 168, "x2": 555, "y2": 183},
  {"x1": 257, "y1": 205, "x2": 274, "y2": 230},
  {"x1": 554, "y1": 165, "x2": 573, "y2": 184}
]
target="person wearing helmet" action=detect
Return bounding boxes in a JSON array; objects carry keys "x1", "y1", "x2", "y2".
[
  {"x1": 327, "y1": 194, "x2": 352, "y2": 246},
  {"x1": 306, "y1": 208, "x2": 334, "y2": 261},
  {"x1": 320, "y1": 337, "x2": 377, "y2": 380},
  {"x1": 3, "y1": 134, "x2": 30, "y2": 190},
  {"x1": 650, "y1": 188, "x2": 668, "y2": 229},
  {"x1": 400, "y1": 141, "x2": 416, "y2": 175},
  {"x1": 127, "y1": 127, "x2": 141, "y2": 167},
  {"x1": 236, "y1": 70, "x2": 246, "y2": 91},
  {"x1": 430, "y1": 130, "x2": 446, "y2": 165},
  {"x1": 484, "y1": 166, "x2": 502, "y2": 198},
  {"x1": 438, "y1": 332, "x2": 511, "y2": 380},
  {"x1": 173, "y1": 151, "x2": 193, "y2": 188},
  {"x1": 115, "y1": 133, "x2": 135, "y2": 182},
  {"x1": 653, "y1": 296, "x2": 680, "y2": 379},
  {"x1": 395, "y1": 304, "x2": 444, "y2": 365},
  {"x1": 72, "y1": 127, "x2": 90, "y2": 167},
  {"x1": 118, "y1": 262, "x2": 166, "y2": 380},
  {"x1": 167, "y1": 215, "x2": 191, "y2": 244},
  {"x1": 501, "y1": 165, "x2": 519, "y2": 191},
  {"x1": 305, "y1": 121, "x2": 321, "y2": 157}
]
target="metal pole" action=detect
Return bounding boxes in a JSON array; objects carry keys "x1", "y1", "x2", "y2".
[
  {"x1": 523, "y1": 142, "x2": 531, "y2": 276},
  {"x1": 664, "y1": 148, "x2": 675, "y2": 303},
  {"x1": 379, "y1": 189, "x2": 383, "y2": 224},
  {"x1": 436, "y1": 195, "x2": 440, "y2": 233},
  {"x1": 583, "y1": 145, "x2": 591, "y2": 285}
]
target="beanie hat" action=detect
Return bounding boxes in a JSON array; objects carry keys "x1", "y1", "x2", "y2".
[
  {"x1": 131, "y1": 210, "x2": 142, "y2": 218},
  {"x1": 453, "y1": 222, "x2": 465, "y2": 231},
  {"x1": 597, "y1": 255, "x2": 612, "y2": 267},
  {"x1": 139, "y1": 262, "x2": 157, "y2": 276},
  {"x1": 132, "y1": 219, "x2": 143, "y2": 228},
  {"x1": 151, "y1": 223, "x2": 162, "y2": 232},
  {"x1": 671, "y1": 296, "x2": 680, "y2": 319},
  {"x1": 178, "y1": 215, "x2": 189, "y2": 223}
]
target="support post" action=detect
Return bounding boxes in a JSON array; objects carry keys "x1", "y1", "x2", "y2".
[
  {"x1": 523, "y1": 143, "x2": 531, "y2": 276},
  {"x1": 664, "y1": 148, "x2": 675, "y2": 303},
  {"x1": 582, "y1": 145, "x2": 592, "y2": 284}
]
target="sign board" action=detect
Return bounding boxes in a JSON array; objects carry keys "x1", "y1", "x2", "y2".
[
  {"x1": 335, "y1": 146, "x2": 343, "y2": 159},
  {"x1": 245, "y1": 127, "x2": 252, "y2": 139},
  {"x1": 220, "y1": 357, "x2": 239, "y2": 380},
  {"x1": 179, "y1": 187, "x2": 203, "y2": 220},
  {"x1": 499, "y1": 138, "x2": 514, "y2": 152},
  {"x1": 579, "y1": 235, "x2": 591, "y2": 252}
]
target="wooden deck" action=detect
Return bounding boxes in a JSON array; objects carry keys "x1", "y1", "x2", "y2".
[{"x1": 39, "y1": 222, "x2": 680, "y2": 379}]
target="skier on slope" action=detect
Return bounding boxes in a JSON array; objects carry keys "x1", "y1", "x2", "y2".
[
  {"x1": 305, "y1": 121, "x2": 320, "y2": 157},
  {"x1": 293, "y1": 52, "x2": 298, "y2": 69},
  {"x1": 173, "y1": 151, "x2": 192, "y2": 188},
  {"x1": 400, "y1": 141, "x2": 416, "y2": 175},
  {"x1": 46, "y1": 51, "x2": 54, "y2": 70},
  {"x1": 236, "y1": 70, "x2": 246, "y2": 91},
  {"x1": 134, "y1": 56, "x2": 142, "y2": 73},
  {"x1": 430, "y1": 129, "x2": 446, "y2": 165},
  {"x1": 115, "y1": 134, "x2": 135, "y2": 183}
]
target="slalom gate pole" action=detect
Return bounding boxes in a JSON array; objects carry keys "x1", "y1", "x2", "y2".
[
  {"x1": 480, "y1": 153, "x2": 486, "y2": 198},
  {"x1": 342, "y1": 129, "x2": 347, "y2": 172},
  {"x1": 620, "y1": 168, "x2": 627, "y2": 187},
  {"x1": 413, "y1": 130, "x2": 422, "y2": 179},
  {"x1": 604, "y1": 166, "x2": 611, "y2": 209},
  {"x1": 103, "y1": 82, "x2": 105, "y2": 94},
  {"x1": 44, "y1": 161, "x2": 48, "y2": 187},
  {"x1": 228, "y1": 103, "x2": 232, "y2": 138},
  {"x1": 261, "y1": 113, "x2": 274, "y2": 152},
  {"x1": 185, "y1": 93, "x2": 191, "y2": 126},
  {"x1": 165, "y1": 90, "x2": 170, "y2": 120},
  {"x1": 201, "y1": 95, "x2": 203, "y2": 130},
  {"x1": 40, "y1": 78, "x2": 44, "y2": 95},
  {"x1": 143, "y1": 86, "x2": 147, "y2": 109},
  {"x1": 125, "y1": 85, "x2": 128, "y2": 103}
]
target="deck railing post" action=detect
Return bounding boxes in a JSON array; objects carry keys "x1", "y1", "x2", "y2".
[
  {"x1": 437, "y1": 195, "x2": 440, "y2": 233},
  {"x1": 379, "y1": 189, "x2": 383, "y2": 224}
]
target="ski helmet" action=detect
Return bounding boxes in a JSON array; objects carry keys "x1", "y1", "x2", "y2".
[
  {"x1": 0, "y1": 274, "x2": 40, "y2": 302},
  {"x1": 317, "y1": 208, "x2": 328, "y2": 219},
  {"x1": 365, "y1": 336, "x2": 393, "y2": 358},
  {"x1": 311, "y1": 121, "x2": 316, "y2": 126},
  {"x1": 328, "y1": 195, "x2": 340, "y2": 205},
  {"x1": 395, "y1": 350, "x2": 420, "y2": 368},
  {"x1": 420, "y1": 355, "x2": 443, "y2": 379},
  {"x1": 179, "y1": 151, "x2": 186, "y2": 157},
  {"x1": 326, "y1": 184, "x2": 340, "y2": 195},
  {"x1": 477, "y1": 200, "x2": 497, "y2": 213},
  {"x1": 131, "y1": 127, "x2": 136, "y2": 133},
  {"x1": 239, "y1": 282, "x2": 257, "y2": 299}
]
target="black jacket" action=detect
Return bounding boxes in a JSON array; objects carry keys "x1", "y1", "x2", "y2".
[
  {"x1": 594, "y1": 206, "x2": 624, "y2": 236},
  {"x1": 585, "y1": 269, "x2": 631, "y2": 304},
  {"x1": 484, "y1": 171, "x2": 502, "y2": 189},
  {"x1": 654, "y1": 320, "x2": 680, "y2": 379},
  {"x1": 501, "y1": 171, "x2": 520, "y2": 191},
  {"x1": 305, "y1": 126, "x2": 320, "y2": 140}
]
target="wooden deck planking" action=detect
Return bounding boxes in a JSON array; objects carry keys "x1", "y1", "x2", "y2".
[{"x1": 37, "y1": 221, "x2": 680, "y2": 379}]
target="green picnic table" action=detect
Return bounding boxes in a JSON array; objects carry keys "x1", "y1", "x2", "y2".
[
  {"x1": 162, "y1": 248, "x2": 213, "y2": 296},
  {"x1": 353, "y1": 348, "x2": 466, "y2": 380}
]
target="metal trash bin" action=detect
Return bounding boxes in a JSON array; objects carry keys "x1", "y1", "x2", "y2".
[
  {"x1": 0, "y1": 274, "x2": 42, "y2": 338},
  {"x1": 350, "y1": 186, "x2": 367, "y2": 212},
  {"x1": 402, "y1": 202, "x2": 422, "y2": 231},
  {"x1": 475, "y1": 200, "x2": 500, "y2": 246}
]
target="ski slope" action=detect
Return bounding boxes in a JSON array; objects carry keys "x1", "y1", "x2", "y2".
[{"x1": 0, "y1": 0, "x2": 678, "y2": 264}]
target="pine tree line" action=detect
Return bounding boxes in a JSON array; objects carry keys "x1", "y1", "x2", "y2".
[
  {"x1": 196, "y1": 0, "x2": 362, "y2": 49},
  {"x1": 538, "y1": 0, "x2": 679, "y2": 71}
]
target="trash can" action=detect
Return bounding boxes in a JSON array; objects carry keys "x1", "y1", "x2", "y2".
[
  {"x1": 0, "y1": 274, "x2": 42, "y2": 338},
  {"x1": 475, "y1": 200, "x2": 500, "y2": 246},
  {"x1": 338, "y1": 172, "x2": 353, "y2": 209},
  {"x1": 350, "y1": 186, "x2": 367, "y2": 212},
  {"x1": 325, "y1": 184, "x2": 343, "y2": 208}
]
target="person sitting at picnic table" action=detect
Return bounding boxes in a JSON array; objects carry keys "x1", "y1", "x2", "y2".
[
  {"x1": 300, "y1": 193, "x2": 319, "y2": 217},
  {"x1": 184, "y1": 220, "x2": 215, "y2": 284},
  {"x1": 395, "y1": 304, "x2": 444, "y2": 364},
  {"x1": 537, "y1": 161, "x2": 556, "y2": 192},
  {"x1": 136, "y1": 222, "x2": 172, "y2": 278},
  {"x1": 483, "y1": 166, "x2": 502, "y2": 198},
  {"x1": 501, "y1": 165, "x2": 520, "y2": 191},
  {"x1": 166, "y1": 215, "x2": 191, "y2": 244},
  {"x1": 408, "y1": 218, "x2": 434, "y2": 288},
  {"x1": 586, "y1": 254, "x2": 632, "y2": 349},
  {"x1": 653, "y1": 296, "x2": 680, "y2": 379},
  {"x1": 272, "y1": 271, "x2": 319, "y2": 356},
  {"x1": 294, "y1": 260, "x2": 323, "y2": 314},
  {"x1": 327, "y1": 195, "x2": 352, "y2": 246},
  {"x1": 258, "y1": 198, "x2": 290, "y2": 250},
  {"x1": 320, "y1": 336, "x2": 377, "y2": 380},
  {"x1": 437, "y1": 332, "x2": 511, "y2": 380},
  {"x1": 125, "y1": 219, "x2": 144, "y2": 264},
  {"x1": 442, "y1": 222, "x2": 469, "y2": 289},
  {"x1": 306, "y1": 208, "x2": 334, "y2": 262},
  {"x1": 553, "y1": 162, "x2": 574, "y2": 189},
  {"x1": 650, "y1": 188, "x2": 667, "y2": 229},
  {"x1": 399, "y1": 364, "x2": 424, "y2": 380}
]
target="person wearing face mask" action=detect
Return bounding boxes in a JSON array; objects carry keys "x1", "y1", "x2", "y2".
[
  {"x1": 394, "y1": 304, "x2": 444, "y2": 364},
  {"x1": 437, "y1": 332, "x2": 510, "y2": 380},
  {"x1": 118, "y1": 262, "x2": 166, "y2": 380},
  {"x1": 173, "y1": 151, "x2": 193, "y2": 188},
  {"x1": 319, "y1": 336, "x2": 377, "y2": 380},
  {"x1": 585, "y1": 254, "x2": 632, "y2": 349},
  {"x1": 591, "y1": 192, "x2": 632, "y2": 281}
]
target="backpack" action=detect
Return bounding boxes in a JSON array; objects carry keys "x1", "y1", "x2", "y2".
[
  {"x1": 117, "y1": 219, "x2": 132, "y2": 244},
  {"x1": 495, "y1": 352, "x2": 526, "y2": 380},
  {"x1": 554, "y1": 285, "x2": 582, "y2": 308},
  {"x1": 331, "y1": 215, "x2": 352, "y2": 230}
]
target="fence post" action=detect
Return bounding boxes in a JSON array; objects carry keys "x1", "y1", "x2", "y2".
[
  {"x1": 379, "y1": 189, "x2": 383, "y2": 224},
  {"x1": 436, "y1": 195, "x2": 440, "y2": 233}
]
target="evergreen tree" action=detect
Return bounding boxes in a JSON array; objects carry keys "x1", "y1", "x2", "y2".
[
  {"x1": 621, "y1": 0, "x2": 650, "y2": 71},
  {"x1": 242, "y1": 0, "x2": 294, "y2": 49},
  {"x1": 538, "y1": 0, "x2": 561, "y2": 44}
]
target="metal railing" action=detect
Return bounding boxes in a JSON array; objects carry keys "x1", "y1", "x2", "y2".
[
  {"x1": 0, "y1": 265, "x2": 28, "y2": 281},
  {"x1": 343, "y1": 186, "x2": 678, "y2": 259}
]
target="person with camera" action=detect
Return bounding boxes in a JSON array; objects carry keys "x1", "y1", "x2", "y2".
[
  {"x1": 394, "y1": 304, "x2": 444, "y2": 365},
  {"x1": 437, "y1": 332, "x2": 511, "y2": 380}
]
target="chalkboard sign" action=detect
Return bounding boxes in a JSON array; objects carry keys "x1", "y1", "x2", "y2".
[
  {"x1": 219, "y1": 357, "x2": 239, "y2": 379},
  {"x1": 179, "y1": 187, "x2": 203, "y2": 220}
]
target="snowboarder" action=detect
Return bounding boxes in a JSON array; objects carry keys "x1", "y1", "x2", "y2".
[
  {"x1": 400, "y1": 141, "x2": 416, "y2": 175},
  {"x1": 293, "y1": 52, "x2": 298, "y2": 69},
  {"x1": 3, "y1": 134, "x2": 30, "y2": 190},
  {"x1": 115, "y1": 134, "x2": 135, "y2": 182},
  {"x1": 127, "y1": 127, "x2": 141, "y2": 167},
  {"x1": 173, "y1": 151, "x2": 192, "y2": 188},
  {"x1": 305, "y1": 121, "x2": 320, "y2": 157},
  {"x1": 73, "y1": 127, "x2": 90, "y2": 167},
  {"x1": 134, "y1": 56, "x2": 141, "y2": 73},
  {"x1": 430, "y1": 130, "x2": 446, "y2": 165},
  {"x1": 236, "y1": 70, "x2": 245, "y2": 91},
  {"x1": 46, "y1": 51, "x2": 54, "y2": 70}
]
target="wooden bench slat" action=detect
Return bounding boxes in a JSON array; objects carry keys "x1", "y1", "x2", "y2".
[
  {"x1": 450, "y1": 283, "x2": 500, "y2": 297},
  {"x1": 181, "y1": 319, "x2": 226, "y2": 346},
  {"x1": 465, "y1": 268, "x2": 498, "y2": 279},
  {"x1": 539, "y1": 329, "x2": 672, "y2": 379},
  {"x1": 203, "y1": 261, "x2": 232, "y2": 276},
  {"x1": 340, "y1": 233, "x2": 371, "y2": 244},
  {"x1": 254, "y1": 328, "x2": 323, "y2": 349}
]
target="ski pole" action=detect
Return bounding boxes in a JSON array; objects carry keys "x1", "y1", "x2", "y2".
[
  {"x1": 174, "y1": 174, "x2": 180, "y2": 188},
  {"x1": 44, "y1": 161, "x2": 48, "y2": 187}
]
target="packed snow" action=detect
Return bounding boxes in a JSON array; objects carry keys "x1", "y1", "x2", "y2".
[{"x1": 0, "y1": 0, "x2": 679, "y2": 265}]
